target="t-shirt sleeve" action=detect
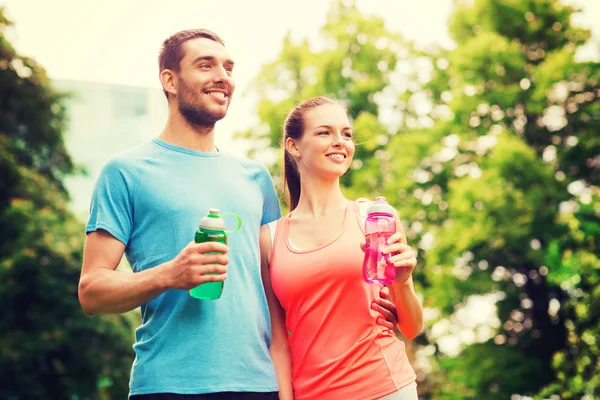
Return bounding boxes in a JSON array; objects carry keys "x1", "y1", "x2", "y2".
[
  {"x1": 85, "y1": 158, "x2": 134, "y2": 246},
  {"x1": 257, "y1": 164, "x2": 281, "y2": 225}
]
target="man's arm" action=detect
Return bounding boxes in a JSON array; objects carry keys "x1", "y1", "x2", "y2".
[
  {"x1": 259, "y1": 224, "x2": 294, "y2": 400},
  {"x1": 78, "y1": 229, "x2": 229, "y2": 315}
]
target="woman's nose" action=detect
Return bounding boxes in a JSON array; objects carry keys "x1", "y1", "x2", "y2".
[{"x1": 331, "y1": 133, "x2": 344, "y2": 147}]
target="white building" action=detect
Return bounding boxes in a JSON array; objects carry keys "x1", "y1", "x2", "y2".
[{"x1": 56, "y1": 80, "x2": 168, "y2": 219}]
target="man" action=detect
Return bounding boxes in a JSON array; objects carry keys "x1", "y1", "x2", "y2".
[{"x1": 78, "y1": 29, "x2": 398, "y2": 399}]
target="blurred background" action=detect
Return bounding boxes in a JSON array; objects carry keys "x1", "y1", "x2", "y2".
[{"x1": 0, "y1": 0, "x2": 598, "y2": 399}]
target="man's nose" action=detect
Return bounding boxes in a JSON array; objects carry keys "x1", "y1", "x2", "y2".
[{"x1": 212, "y1": 65, "x2": 232, "y2": 84}]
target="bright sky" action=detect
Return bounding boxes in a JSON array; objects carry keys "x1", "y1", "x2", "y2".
[
  {"x1": 4, "y1": 0, "x2": 597, "y2": 155},
  {"x1": 2, "y1": 0, "x2": 456, "y2": 88}
]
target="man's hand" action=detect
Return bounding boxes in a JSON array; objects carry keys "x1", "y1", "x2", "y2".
[
  {"x1": 372, "y1": 286, "x2": 398, "y2": 330},
  {"x1": 164, "y1": 241, "x2": 229, "y2": 290}
]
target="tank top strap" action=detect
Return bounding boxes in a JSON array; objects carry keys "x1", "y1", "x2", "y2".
[
  {"x1": 349, "y1": 198, "x2": 373, "y2": 235},
  {"x1": 269, "y1": 218, "x2": 286, "y2": 267}
]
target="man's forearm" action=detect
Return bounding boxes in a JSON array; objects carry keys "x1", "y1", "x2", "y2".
[{"x1": 78, "y1": 263, "x2": 171, "y2": 315}]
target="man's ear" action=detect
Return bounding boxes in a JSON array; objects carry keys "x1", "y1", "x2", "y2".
[
  {"x1": 160, "y1": 69, "x2": 177, "y2": 98},
  {"x1": 285, "y1": 137, "x2": 301, "y2": 158}
]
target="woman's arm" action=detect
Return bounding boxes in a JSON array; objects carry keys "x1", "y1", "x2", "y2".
[
  {"x1": 259, "y1": 224, "x2": 294, "y2": 400},
  {"x1": 389, "y1": 277, "x2": 423, "y2": 339},
  {"x1": 384, "y1": 218, "x2": 423, "y2": 340}
]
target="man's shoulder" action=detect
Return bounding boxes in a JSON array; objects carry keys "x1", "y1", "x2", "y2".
[
  {"x1": 221, "y1": 153, "x2": 270, "y2": 175},
  {"x1": 102, "y1": 140, "x2": 159, "y2": 170},
  {"x1": 112, "y1": 140, "x2": 158, "y2": 161}
]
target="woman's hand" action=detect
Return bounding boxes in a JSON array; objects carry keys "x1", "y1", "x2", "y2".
[{"x1": 383, "y1": 232, "x2": 417, "y2": 284}]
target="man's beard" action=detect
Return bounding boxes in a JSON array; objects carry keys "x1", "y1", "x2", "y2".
[{"x1": 177, "y1": 80, "x2": 228, "y2": 128}]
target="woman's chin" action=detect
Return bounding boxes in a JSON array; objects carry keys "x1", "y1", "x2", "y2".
[{"x1": 317, "y1": 167, "x2": 350, "y2": 180}]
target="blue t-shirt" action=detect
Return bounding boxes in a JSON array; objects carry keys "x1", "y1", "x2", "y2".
[{"x1": 86, "y1": 138, "x2": 281, "y2": 396}]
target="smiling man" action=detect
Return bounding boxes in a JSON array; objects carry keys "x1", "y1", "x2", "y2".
[{"x1": 78, "y1": 30, "x2": 282, "y2": 400}]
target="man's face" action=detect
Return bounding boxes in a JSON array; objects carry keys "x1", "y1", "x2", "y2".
[{"x1": 175, "y1": 37, "x2": 235, "y2": 127}]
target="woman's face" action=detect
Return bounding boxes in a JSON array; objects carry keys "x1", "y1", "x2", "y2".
[{"x1": 289, "y1": 103, "x2": 355, "y2": 180}]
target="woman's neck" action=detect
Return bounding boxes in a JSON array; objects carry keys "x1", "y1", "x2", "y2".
[{"x1": 294, "y1": 177, "x2": 348, "y2": 218}]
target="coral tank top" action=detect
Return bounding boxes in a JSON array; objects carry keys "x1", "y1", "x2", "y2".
[{"x1": 270, "y1": 202, "x2": 416, "y2": 400}]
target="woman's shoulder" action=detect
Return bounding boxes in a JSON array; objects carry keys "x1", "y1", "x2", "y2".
[{"x1": 264, "y1": 218, "x2": 285, "y2": 248}]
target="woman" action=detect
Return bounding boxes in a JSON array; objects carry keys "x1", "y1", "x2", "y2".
[{"x1": 260, "y1": 97, "x2": 423, "y2": 400}]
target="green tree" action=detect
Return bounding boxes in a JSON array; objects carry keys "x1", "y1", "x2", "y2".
[
  {"x1": 410, "y1": 0, "x2": 599, "y2": 397},
  {"x1": 535, "y1": 196, "x2": 599, "y2": 399},
  {"x1": 0, "y1": 8, "x2": 134, "y2": 399},
  {"x1": 240, "y1": 0, "x2": 599, "y2": 398},
  {"x1": 235, "y1": 0, "x2": 418, "y2": 202}
]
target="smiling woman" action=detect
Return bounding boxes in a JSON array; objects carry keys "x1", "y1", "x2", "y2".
[
  {"x1": 259, "y1": 96, "x2": 423, "y2": 400},
  {"x1": 280, "y1": 97, "x2": 354, "y2": 210},
  {"x1": 285, "y1": 101, "x2": 356, "y2": 187}
]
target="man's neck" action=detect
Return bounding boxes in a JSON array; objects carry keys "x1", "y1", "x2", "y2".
[{"x1": 159, "y1": 112, "x2": 217, "y2": 153}]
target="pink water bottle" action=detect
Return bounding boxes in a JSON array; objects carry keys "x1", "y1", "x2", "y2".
[{"x1": 362, "y1": 196, "x2": 397, "y2": 284}]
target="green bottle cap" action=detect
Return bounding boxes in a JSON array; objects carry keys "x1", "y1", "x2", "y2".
[{"x1": 199, "y1": 209, "x2": 226, "y2": 231}]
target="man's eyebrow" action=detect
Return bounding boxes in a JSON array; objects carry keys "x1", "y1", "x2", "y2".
[
  {"x1": 192, "y1": 56, "x2": 235, "y2": 65},
  {"x1": 314, "y1": 125, "x2": 352, "y2": 130}
]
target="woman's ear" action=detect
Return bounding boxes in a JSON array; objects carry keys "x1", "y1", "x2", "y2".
[{"x1": 285, "y1": 137, "x2": 301, "y2": 158}]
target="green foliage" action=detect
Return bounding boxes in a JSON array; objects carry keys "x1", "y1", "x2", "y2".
[
  {"x1": 240, "y1": 0, "x2": 599, "y2": 398},
  {"x1": 436, "y1": 342, "x2": 549, "y2": 399},
  {"x1": 235, "y1": 0, "x2": 413, "y2": 184},
  {"x1": 536, "y1": 196, "x2": 600, "y2": 399},
  {"x1": 0, "y1": 7, "x2": 134, "y2": 399},
  {"x1": 449, "y1": 0, "x2": 590, "y2": 51}
]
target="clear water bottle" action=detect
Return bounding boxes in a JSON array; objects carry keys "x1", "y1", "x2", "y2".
[
  {"x1": 362, "y1": 196, "x2": 397, "y2": 284},
  {"x1": 190, "y1": 208, "x2": 228, "y2": 300}
]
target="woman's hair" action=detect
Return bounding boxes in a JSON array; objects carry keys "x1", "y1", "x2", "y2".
[{"x1": 282, "y1": 96, "x2": 343, "y2": 211}]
